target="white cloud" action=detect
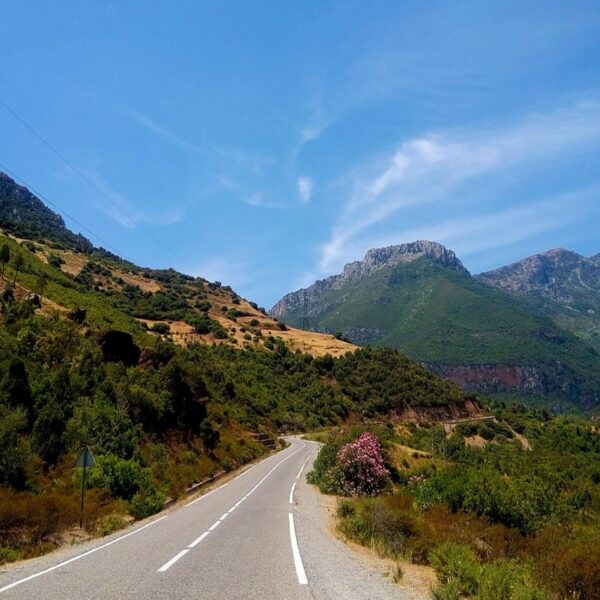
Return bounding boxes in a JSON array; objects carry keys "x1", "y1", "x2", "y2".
[
  {"x1": 297, "y1": 176, "x2": 313, "y2": 203},
  {"x1": 319, "y1": 102, "x2": 600, "y2": 273}
]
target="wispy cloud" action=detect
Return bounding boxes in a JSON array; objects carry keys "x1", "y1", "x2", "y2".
[
  {"x1": 77, "y1": 168, "x2": 183, "y2": 228},
  {"x1": 129, "y1": 110, "x2": 206, "y2": 154},
  {"x1": 319, "y1": 102, "x2": 600, "y2": 272},
  {"x1": 297, "y1": 176, "x2": 313, "y2": 203}
]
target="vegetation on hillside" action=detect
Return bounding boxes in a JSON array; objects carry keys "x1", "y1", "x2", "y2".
[
  {"x1": 281, "y1": 257, "x2": 600, "y2": 409},
  {"x1": 309, "y1": 411, "x2": 600, "y2": 599},
  {"x1": 0, "y1": 271, "x2": 473, "y2": 562}
]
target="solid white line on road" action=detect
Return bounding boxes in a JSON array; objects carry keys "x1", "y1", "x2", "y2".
[
  {"x1": 185, "y1": 482, "x2": 227, "y2": 507},
  {"x1": 158, "y1": 442, "x2": 307, "y2": 574},
  {"x1": 0, "y1": 515, "x2": 168, "y2": 594},
  {"x1": 288, "y1": 513, "x2": 308, "y2": 585},
  {"x1": 157, "y1": 549, "x2": 190, "y2": 572},
  {"x1": 296, "y1": 445, "x2": 315, "y2": 480},
  {"x1": 219, "y1": 512, "x2": 228, "y2": 521},
  {"x1": 188, "y1": 531, "x2": 209, "y2": 548},
  {"x1": 289, "y1": 481, "x2": 297, "y2": 504}
]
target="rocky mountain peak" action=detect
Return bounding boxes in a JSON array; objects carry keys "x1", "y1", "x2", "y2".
[
  {"x1": 477, "y1": 247, "x2": 600, "y2": 305},
  {"x1": 271, "y1": 240, "x2": 466, "y2": 317}
]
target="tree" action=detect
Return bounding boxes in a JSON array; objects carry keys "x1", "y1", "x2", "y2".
[
  {"x1": 0, "y1": 244, "x2": 9, "y2": 279},
  {"x1": 36, "y1": 272, "x2": 48, "y2": 302},
  {"x1": 12, "y1": 252, "x2": 24, "y2": 286}
]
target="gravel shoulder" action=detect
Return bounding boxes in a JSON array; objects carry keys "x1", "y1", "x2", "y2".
[{"x1": 295, "y1": 450, "x2": 434, "y2": 600}]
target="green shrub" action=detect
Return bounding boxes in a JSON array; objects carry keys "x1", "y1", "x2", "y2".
[
  {"x1": 129, "y1": 486, "x2": 166, "y2": 520},
  {"x1": 150, "y1": 322, "x2": 170, "y2": 335},
  {"x1": 479, "y1": 560, "x2": 547, "y2": 600},
  {"x1": 0, "y1": 546, "x2": 21, "y2": 565},
  {"x1": 428, "y1": 542, "x2": 479, "y2": 596}
]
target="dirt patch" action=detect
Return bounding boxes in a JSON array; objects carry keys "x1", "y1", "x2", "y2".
[{"x1": 116, "y1": 270, "x2": 161, "y2": 293}]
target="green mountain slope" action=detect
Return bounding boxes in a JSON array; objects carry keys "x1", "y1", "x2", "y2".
[
  {"x1": 477, "y1": 248, "x2": 600, "y2": 351},
  {"x1": 273, "y1": 244, "x2": 600, "y2": 409}
]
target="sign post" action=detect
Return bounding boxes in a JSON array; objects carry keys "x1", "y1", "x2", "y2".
[{"x1": 76, "y1": 447, "x2": 96, "y2": 529}]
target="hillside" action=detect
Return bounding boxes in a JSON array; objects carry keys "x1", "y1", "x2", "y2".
[
  {"x1": 273, "y1": 242, "x2": 600, "y2": 409},
  {"x1": 0, "y1": 172, "x2": 354, "y2": 357},
  {"x1": 477, "y1": 248, "x2": 600, "y2": 351},
  {"x1": 0, "y1": 172, "x2": 485, "y2": 562}
]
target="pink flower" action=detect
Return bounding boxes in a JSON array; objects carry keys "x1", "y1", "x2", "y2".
[{"x1": 336, "y1": 433, "x2": 390, "y2": 496}]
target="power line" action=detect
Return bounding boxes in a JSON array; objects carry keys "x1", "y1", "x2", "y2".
[
  {"x1": 0, "y1": 162, "x2": 133, "y2": 262},
  {"x1": 0, "y1": 95, "x2": 182, "y2": 262}
]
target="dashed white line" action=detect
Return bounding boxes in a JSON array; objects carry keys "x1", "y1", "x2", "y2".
[
  {"x1": 288, "y1": 513, "x2": 308, "y2": 585},
  {"x1": 157, "y1": 548, "x2": 190, "y2": 572},
  {"x1": 0, "y1": 515, "x2": 168, "y2": 594},
  {"x1": 289, "y1": 481, "x2": 297, "y2": 504},
  {"x1": 188, "y1": 531, "x2": 209, "y2": 548},
  {"x1": 208, "y1": 520, "x2": 221, "y2": 532},
  {"x1": 158, "y1": 443, "x2": 306, "y2": 573}
]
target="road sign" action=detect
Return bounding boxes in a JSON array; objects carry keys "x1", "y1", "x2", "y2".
[
  {"x1": 77, "y1": 447, "x2": 96, "y2": 527},
  {"x1": 76, "y1": 447, "x2": 96, "y2": 468}
]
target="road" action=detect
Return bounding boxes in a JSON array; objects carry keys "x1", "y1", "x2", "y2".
[{"x1": 0, "y1": 438, "x2": 416, "y2": 599}]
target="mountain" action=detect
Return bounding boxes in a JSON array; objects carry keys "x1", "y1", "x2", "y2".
[
  {"x1": 273, "y1": 242, "x2": 600, "y2": 409},
  {"x1": 477, "y1": 248, "x2": 600, "y2": 351},
  {"x1": 0, "y1": 172, "x2": 93, "y2": 252},
  {"x1": 0, "y1": 172, "x2": 355, "y2": 357}
]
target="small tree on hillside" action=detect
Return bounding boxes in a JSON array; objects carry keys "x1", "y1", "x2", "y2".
[
  {"x1": 12, "y1": 252, "x2": 24, "y2": 286},
  {"x1": 0, "y1": 244, "x2": 9, "y2": 280},
  {"x1": 37, "y1": 272, "x2": 48, "y2": 302}
]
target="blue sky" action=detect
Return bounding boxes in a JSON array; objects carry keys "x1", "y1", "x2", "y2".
[{"x1": 1, "y1": 1, "x2": 599, "y2": 307}]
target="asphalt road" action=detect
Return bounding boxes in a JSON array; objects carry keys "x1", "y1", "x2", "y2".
[{"x1": 0, "y1": 438, "x2": 415, "y2": 600}]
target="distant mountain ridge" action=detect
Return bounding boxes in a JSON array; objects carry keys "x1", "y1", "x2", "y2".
[
  {"x1": 273, "y1": 241, "x2": 600, "y2": 409},
  {"x1": 477, "y1": 248, "x2": 600, "y2": 305},
  {"x1": 477, "y1": 247, "x2": 600, "y2": 352}
]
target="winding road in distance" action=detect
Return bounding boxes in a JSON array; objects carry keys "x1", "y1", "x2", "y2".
[{"x1": 0, "y1": 438, "x2": 417, "y2": 600}]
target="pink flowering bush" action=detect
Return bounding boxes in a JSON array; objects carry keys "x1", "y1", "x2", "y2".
[{"x1": 336, "y1": 433, "x2": 391, "y2": 496}]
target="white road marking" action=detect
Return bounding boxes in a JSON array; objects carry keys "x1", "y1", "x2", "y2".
[
  {"x1": 0, "y1": 515, "x2": 168, "y2": 594},
  {"x1": 157, "y1": 548, "x2": 189, "y2": 572},
  {"x1": 188, "y1": 531, "x2": 209, "y2": 548},
  {"x1": 185, "y1": 483, "x2": 227, "y2": 507},
  {"x1": 288, "y1": 513, "x2": 308, "y2": 585},
  {"x1": 296, "y1": 446, "x2": 315, "y2": 481},
  {"x1": 289, "y1": 481, "x2": 297, "y2": 504},
  {"x1": 219, "y1": 512, "x2": 228, "y2": 521},
  {"x1": 158, "y1": 442, "x2": 307, "y2": 574}
]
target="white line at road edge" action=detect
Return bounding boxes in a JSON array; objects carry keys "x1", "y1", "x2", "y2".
[
  {"x1": 0, "y1": 516, "x2": 168, "y2": 594},
  {"x1": 288, "y1": 513, "x2": 308, "y2": 585}
]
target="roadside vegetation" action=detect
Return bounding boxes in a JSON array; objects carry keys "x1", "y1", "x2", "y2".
[
  {"x1": 308, "y1": 414, "x2": 600, "y2": 599},
  {"x1": 0, "y1": 259, "x2": 474, "y2": 563}
]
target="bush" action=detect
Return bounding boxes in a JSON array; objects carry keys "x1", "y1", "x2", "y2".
[
  {"x1": 129, "y1": 486, "x2": 166, "y2": 520},
  {"x1": 0, "y1": 546, "x2": 21, "y2": 564},
  {"x1": 336, "y1": 433, "x2": 391, "y2": 496},
  {"x1": 150, "y1": 322, "x2": 170, "y2": 335},
  {"x1": 479, "y1": 560, "x2": 546, "y2": 600},
  {"x1": 428, "y1": 542, "x2": 479, "y2": 596}
]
